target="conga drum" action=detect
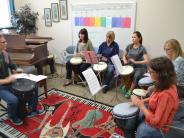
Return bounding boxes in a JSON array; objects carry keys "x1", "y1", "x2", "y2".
[
  {"x1": 132, "y1": 89, "x2": 147, "y2": 99},
  {"x1": 120, "y1": 65, "x2": 134, "y2": 90},
  {"x1": 112, "y1": 102, "x2": 139, "y2": 138},
  {"x1": 11, "y1": 78, "x2": 36, "y2": 118},
  {"x1": 70, "y1": 56, "x2": 83, "y2": 82},
  {"x1": 138, "y1": 76, "x2": 154, "y2": 90},
  {"x1": 93, "y1": 62, "x2": 107, "y2": 84}
]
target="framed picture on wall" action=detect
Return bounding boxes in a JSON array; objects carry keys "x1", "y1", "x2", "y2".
[
  {"x1": 59, "y1": 0, "x2": 68, "y2": 20},
  {"x1": 44, "y1": 8, "x2": 52, "y2": 27},
  {"x1": 51, "y1": 3, "x2": 60, "y2": 22}
]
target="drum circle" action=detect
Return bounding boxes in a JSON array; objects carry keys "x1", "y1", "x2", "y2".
[
  {"x1": 70, "y1": 56, "x2": 83, "y2": 65},
  {"x1": 112, "y1": 102, "x2": 139, "y2": 130}
]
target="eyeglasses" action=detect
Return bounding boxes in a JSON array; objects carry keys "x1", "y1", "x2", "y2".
[
  {"x1": 164, "y1": 48, "x2": 172, "y2": 51},
  {"x1": 148, "y1": 70, "x2": 156, "y2": 74}
]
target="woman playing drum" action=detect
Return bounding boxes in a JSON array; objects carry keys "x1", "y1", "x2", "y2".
[
  {"x1": 131, "y1": 57, "x2": 179, "y2": 138},
  {"x1": 64, "y1": 28, "x2": 94, "y2": 86},
  {"x1": 122, "y1": 31, "x2": 149, "y2": 98},
  {"x1": 97, "y1": 31, "x2": 119, "y2": 93}
]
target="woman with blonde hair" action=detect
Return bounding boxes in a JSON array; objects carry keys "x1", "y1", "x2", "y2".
[
  {"x1": 98, "y1": 31, "x2": 119, "y2": 93},
  {"x1": 164, "y1": 39, "x2": 184, "y2": 97}
]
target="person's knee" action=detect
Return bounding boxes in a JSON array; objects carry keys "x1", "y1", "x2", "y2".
[{"x1": 8, "y1": 95, "x2": 18, "y2": 105}]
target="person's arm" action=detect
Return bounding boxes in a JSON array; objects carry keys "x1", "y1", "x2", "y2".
[
  {"x1": 8, "y1": 56, "x2": 17, "y2": 73},
  {"x1": 123, "y1": 50, "x2": 128, "y2": 64},
  {"x1": 88, "y1": 40, "x2": 94, "y2": 51},
  {"x1": 130, "y1": 53, "x2": 149, "y2": 64},
  {"x1": 0, "y1": 75, "x2": 16, "y2": 85}
]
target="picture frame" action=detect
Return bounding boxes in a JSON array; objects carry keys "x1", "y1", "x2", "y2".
[
  {"x1": 59, "y1": 0, "x2": 68, "y2": 20},
  {"x1": 44, "y1": 8, "x2": 52, "y2": 27},
  {"x1": 51, "y1": 3, "x2": 60, "y2": 22}
]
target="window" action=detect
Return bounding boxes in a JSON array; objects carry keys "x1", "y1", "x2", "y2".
[{"x1": 0, "y1": 0, "x2": 14, "y2": 29}]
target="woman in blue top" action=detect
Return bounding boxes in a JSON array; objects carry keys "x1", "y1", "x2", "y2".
[
  {"x1": 122, "y1": 31, "x2": 149, "y2": 98},
  {"x1": 98, "y1": 31, "x2": 119, "y2": 93},
  {"x1": 164, "y1": 39, "x2": 184, "y2": 98}
]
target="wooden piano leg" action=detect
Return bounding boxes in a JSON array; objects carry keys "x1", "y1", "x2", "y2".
[
  {"x1": 35, "y1": 65, "x2": 43, "y2": 75},
  {"x1": 47, "y1": 56, "x2": 55, "y2": 74}
]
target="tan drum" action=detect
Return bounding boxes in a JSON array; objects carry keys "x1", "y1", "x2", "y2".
[
  {"x1": 133, "y1": 89, "x2": 146, "y2": 99},
  {"x1": 70, "y1": 56, "x2": 83, "y2": 82},
  {"x1": 70, "y1": 56, "x2": 82, "y2": 65},
  {"x1": 93, "y1": 62, "x2": 107, "y2": 84},
  {"x1": 120, "y1": 65, "x2": 134, "y2": 90},
  {"x1": 93, "y1": 62, "x2": 107, "y2": 72}
]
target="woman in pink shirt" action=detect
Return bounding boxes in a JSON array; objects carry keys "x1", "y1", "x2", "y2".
[{"x1": 131, "y1": 57, "x2": 179, "y2": 138}]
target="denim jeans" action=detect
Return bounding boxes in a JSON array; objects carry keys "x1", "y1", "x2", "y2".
[
  {"x1": 0, "y1": 83, "x2": 39, "y2": 119},
  {"x1": 0, "y1": 85, "x2": 18, "y2": 119},
  {"x1": 103, "y1": 63, "x2": 115, "y2": 89},
  {"x1": 136, "y1": 112, "x2": 163, "y2": 138}
]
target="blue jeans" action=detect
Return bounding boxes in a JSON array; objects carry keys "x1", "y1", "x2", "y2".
[
  {"x1": 103, "y1": 63, "x2": 115, "y2": 89},
  {"x1": 0, "y1": 83, "x2": 39, "y2": 119},
  {"x1": 0, "y1": 85, "x2": 18, "y2": 119},
  {"x1": 136, "y1": 112, "x2": 163, "y2": 138}
]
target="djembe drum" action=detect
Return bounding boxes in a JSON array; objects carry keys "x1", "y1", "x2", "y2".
[
  {"x1": 11, "y1": 78, "x2": 36, "y2": 118},
  {"x1": 120, "y1": 65, "x2": 134, "y2": 90},
  {"x1": 112, "y1": 102, "x2": 139, "y2": 138},
  {"x1": 70, "y1": 56, "x2": 83, "y2": 83},
  {"x1": 132, "y1": 89, "x2": 147, "y2": 99},
  {"x1": 138, "y1": 76, "x2": 154, "y2": 90},
  {"x1": 93, "y1": 62, "x2": 107, "y2": 84}
]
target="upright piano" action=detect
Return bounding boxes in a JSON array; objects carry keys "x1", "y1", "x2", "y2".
[{"x1": 4, "y1": 34, "x2": 55, "y2": 75}]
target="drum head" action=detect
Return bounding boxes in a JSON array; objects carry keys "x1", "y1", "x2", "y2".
[
  {"x1": 93, "y1": 62, "x2": 107, "y2": 72},
  {"x1": 11, "y1": 78, "x2": 35, "y2": 93},
  {"x1": 138, "y1": 76, "x2": 153, "y2": 86},
  {"x1": 70, "y1": 57, "x2": 82, "y2": 65},
  {"x1": 133, "y1": 89, "x2": 146, "y2": 97},
  {"x1": 120, "y1": 65, "x2": 134, "y2": 75},
  {"x1": 112, "y1": 102, "x2": 139, "y2": 118}
]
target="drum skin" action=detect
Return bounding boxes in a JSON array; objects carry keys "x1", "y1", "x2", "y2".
[{"x1": 112, "y1": 102, "x2": 139, "y2": 130}]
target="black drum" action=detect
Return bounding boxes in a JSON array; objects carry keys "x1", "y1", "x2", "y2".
[
  {"x1": 11, "y1": 78, "x2": 36, "y2": 118},
  {"x1": 11, "y1": 78, "x2": 35, "y2": 102}
]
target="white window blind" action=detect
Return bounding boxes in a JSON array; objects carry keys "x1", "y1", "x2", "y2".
[{"x1": 0, "y1": 0, "x2": 12, "y2": 28}]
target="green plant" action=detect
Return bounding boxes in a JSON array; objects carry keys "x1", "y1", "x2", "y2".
[{"x1": 11, "y1": 4, "x2": 39, "y2": 34}]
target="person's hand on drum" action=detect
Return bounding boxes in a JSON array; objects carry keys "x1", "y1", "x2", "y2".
[
  {"x1": 131, "y1": 95, "x2": 144, "y2": 108},
  {"x1": 101, "y1": 56, "x2": 108, "y2": 62},
  {"x1": 129, "y1": 58, "x2": 136, "y2": 64}
]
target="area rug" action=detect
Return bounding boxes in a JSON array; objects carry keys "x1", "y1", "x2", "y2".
[{"x1": 0, "y1": 88, "x2": 124, "y2": 138}]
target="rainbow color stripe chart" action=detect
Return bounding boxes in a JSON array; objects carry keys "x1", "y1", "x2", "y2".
[{"x1": 74, "y1": 17, "x2": 131, "y2": 28}]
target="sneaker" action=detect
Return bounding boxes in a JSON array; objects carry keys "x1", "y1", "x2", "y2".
[
  {"x1": 120, "y1": 85, "x2": 127, "y2": 95},
  {"x1": 27, "y1": 109, "x2": 45, "y2": 118},
  {"x1": 102, "y1": 86, "x2": 108, "y2": 94},
  {"x1": 125, "y1": 90, "x2": 132, "y2": 99},
  {"x1": 10, "y1": 117, "x2": 23, "y2": 126}
]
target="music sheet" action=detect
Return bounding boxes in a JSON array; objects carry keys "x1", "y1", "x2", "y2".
[
  {"x1": 82, "y1": 68, "x2": 101, "y2": 96},
  {"x1": 14, "y1": 73, "x2": 47, "y2": 82},
  {"x1": 111, "y1": 54, "x2": 124, "y2": 75},
  {"x1": 83, "y1": 51, "x2": 98, "y2": 64}
]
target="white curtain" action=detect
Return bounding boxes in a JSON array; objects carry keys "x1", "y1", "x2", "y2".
[{"x1": 0, "y1": 0, "x2": 12, "y2": 28}]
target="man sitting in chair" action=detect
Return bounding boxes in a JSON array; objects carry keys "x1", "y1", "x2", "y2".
[{"x1": 0, "y1": 35, "x2": 44, "y2": 126}]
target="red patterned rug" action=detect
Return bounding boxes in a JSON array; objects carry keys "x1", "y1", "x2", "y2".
[{"x1": 0, "y1": 88, "x2": 124, "y2": 138}]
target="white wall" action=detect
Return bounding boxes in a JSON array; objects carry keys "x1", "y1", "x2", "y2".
[{"x1": 14, "y1": 0, "x2": 184, "y2": 63}]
